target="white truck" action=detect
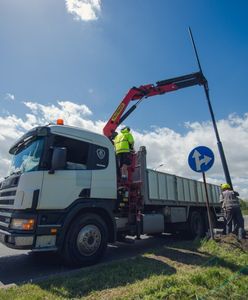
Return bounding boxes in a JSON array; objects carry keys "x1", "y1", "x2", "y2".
[
  {"x1": 0, "y1": 72, "x2": 224, "y2": 266},
  {"x1": 0, "y1": 123, "x2": 222, "y2": 266}
]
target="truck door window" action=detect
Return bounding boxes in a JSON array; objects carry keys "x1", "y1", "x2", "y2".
[
  {"x1": 53, "y1": 135, "x2": 89, "y2": 170},
  {"x1": 53, "y1": 135, "x2": 109, "y2": 170}
]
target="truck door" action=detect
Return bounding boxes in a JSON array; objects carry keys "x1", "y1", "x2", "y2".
[{"x1": 39, "y1": 135, "x2": 92, "y2": 210}]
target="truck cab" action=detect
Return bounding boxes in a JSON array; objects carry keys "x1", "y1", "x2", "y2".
[{"x1": 0, "y1": 124, "x2": 117, "y2": 265}]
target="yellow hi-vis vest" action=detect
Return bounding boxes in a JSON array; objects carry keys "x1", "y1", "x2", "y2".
[{"x1": 114, "y1": 129, "x2": 134, "y2": 154}]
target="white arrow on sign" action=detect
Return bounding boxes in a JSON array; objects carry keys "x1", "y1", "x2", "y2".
[{"x1": 192, "y1": 149, "x2": 212, "y2": 171}]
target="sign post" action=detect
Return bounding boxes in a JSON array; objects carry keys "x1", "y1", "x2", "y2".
[
  {"x1": 188, "y1": 146, "x2": 215, "y2": 239},
  {"x1": 202, "y1": 172, "x2": 214, "y2": 239}
]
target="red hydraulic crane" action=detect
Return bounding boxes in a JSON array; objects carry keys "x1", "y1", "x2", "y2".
[
  {"x1": 103, "y1": 71, "x2": 206, "y2": 139},
  {"x1": 103, "y1": 71, "x2": 207, "y2": 227}
]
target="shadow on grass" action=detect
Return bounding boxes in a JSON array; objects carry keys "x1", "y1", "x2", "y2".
[
  {"x1": 156, "y1": 245, "x2": 248, "y2": 272},
  {"x1": 36, "y1": 255, "x2": 176, "y2": 299},
  {"x1": 15, "y1": 235, "x2": 248, "y2": 299},
  {"x1": 149, "y1": 237, "x2": 248, "y2": 275}
]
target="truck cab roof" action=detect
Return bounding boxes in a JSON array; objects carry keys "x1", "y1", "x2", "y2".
[{"x1": 9, "y1": 124, "x2": 112, "y2": 154}]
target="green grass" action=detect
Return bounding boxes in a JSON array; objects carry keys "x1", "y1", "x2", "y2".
[
  {"x1": 1, "y1": 236, "x2": 248, "y2": 299},
  {"x1": 240, "y1": 199, "x2": 248, "y2": 215},
  {"x1": 241, "y1": 209, "x2": 248, "y2": 215}
]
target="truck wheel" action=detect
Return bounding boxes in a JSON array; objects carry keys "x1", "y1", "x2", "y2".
[
  {"x1": 189, "y1": 211, "x2": 205, "y2": 238},
  {"x1": 62, "y1": 213, "x2": 108, "y2": 267}
]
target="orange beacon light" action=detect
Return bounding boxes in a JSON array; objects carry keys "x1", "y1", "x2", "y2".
[{"x1": 56, "y1": 119, "x2": 64, "y2": 125}]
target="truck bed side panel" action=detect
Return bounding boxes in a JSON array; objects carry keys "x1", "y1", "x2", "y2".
[{"x1": 146, "y1": 169, "x2": 220, "y2": 206}]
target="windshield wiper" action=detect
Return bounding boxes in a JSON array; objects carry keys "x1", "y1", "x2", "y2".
[
  {"x1": 4, "y1": 169, "x2": 21, "y2": 179},
  {"x1": 10, "y1": 169, "x2": 22, "y2": 176}
]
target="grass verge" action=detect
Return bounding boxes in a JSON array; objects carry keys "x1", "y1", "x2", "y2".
[
  {"x1": 1, "y1": 236, "x2": 248, "y2": 299},
  {"x1": 241, "y1": 209, "x2": 248, "y2": 215}
]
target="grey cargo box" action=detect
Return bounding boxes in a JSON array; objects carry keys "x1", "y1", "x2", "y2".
[{"x1": 146, "y1": 169, "x2": 220, "y2": 206}]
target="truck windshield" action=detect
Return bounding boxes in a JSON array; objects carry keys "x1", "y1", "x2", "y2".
[{"x1": 8, "y1": 137, "x2": 44, "y2": 175}]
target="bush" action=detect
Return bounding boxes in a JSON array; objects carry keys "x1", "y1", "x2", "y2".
[{"x1": 240, "y1": 199, "x2": 248, "y2": 210}]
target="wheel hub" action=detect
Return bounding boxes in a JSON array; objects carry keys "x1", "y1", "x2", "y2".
[{"x1": 77, "y1": 224, "x2": 102, "y2": 256}]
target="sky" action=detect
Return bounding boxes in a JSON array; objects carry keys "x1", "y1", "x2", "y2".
[{"x1": 0, "y1": 0, "x2": 248, "y2": 198}]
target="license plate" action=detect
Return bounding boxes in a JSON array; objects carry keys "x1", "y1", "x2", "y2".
[{"x1": 0, "y1": 232, "x2": 5, "y2": 243}]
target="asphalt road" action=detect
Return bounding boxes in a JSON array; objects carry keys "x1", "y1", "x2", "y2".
[{"x1": 1, "y1": 216, "x2": 248, "y2": 287}]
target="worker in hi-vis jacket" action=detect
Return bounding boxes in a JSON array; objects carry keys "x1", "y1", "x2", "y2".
[{"x1": 114, "y1": 126, "x2": 134, "y2": 180}]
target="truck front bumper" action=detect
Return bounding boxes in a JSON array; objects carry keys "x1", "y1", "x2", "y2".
[
  {"x1": 0, "y1": 209, "x2": 60, "y2": 251},
  {"x1": 0, "y1": 228, "x2": 58, "y2": 251},
  {"x1": 0, "y1": 228, "x2": 34, "y2": 249}
]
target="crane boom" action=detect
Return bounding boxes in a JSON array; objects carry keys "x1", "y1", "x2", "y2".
[{"x1": 103, "y1": 71, "x2": 206, "y2": 138}]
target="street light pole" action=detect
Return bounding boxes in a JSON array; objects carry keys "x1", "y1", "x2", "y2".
[
  {"x1": 202, "y1": 80, "x2": 233, "y2": 189},
  {"x1": 154, "y1": 163, "x2": 165, "y2": 171},
  {"x1": 188, "y1": 27, "x2": 233, "y2": 189}
]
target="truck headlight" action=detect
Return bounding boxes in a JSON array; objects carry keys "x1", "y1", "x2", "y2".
[{"x1": 10, "y1": 218, "x2": 35, "y2": 230}]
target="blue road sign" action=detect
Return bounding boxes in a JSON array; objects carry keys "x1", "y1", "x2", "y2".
[{"x1": 188, "y1": 146, "x2": 214, "y2": 173}]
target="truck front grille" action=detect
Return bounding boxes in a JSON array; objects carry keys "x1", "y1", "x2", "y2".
[
  {"x1": 0, "y1": 175, "x2": 19, "y2": 208},
  {"x1": 0, "y1": 211, "x2": 11, "y2": 228},
  {"x1": 0, "y1": 191, "x2": 16, "y2": 197},
  {"x1": 0, "y1": 188, "x2": 16, "y2": 206},
  {"x1": 0, "y1": 199, "x2": 15, "y2": 205}
]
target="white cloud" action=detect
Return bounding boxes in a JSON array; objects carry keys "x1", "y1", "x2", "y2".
[
  {"x1": 24, "y1": 100, "x2": 92, "y2": 122},
  {"x1": 5, "y1": 93, "x2": 15, "y2": 101},
  {"x1": 0, "y1": 100, "x2": 247, "y2": 199},
  {"x1": 65, "y1": 0, "x2": 101, "y2": 21}
]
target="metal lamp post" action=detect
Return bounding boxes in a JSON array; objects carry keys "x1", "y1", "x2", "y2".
[{"x1": 188, "y1": 27, "x2": 233, "y2": 189}]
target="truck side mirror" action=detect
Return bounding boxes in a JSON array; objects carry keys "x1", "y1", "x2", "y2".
[{"x1": 49, "y1": 147, "x2": 67, "y2": 174}]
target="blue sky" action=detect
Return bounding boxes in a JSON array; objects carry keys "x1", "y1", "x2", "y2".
[
  {"x1": 0, "y1": 0, "x2": 248, "y2": 196},
  {"x1": 1, "y1": 0, "x2": 247, "y2": 130}
]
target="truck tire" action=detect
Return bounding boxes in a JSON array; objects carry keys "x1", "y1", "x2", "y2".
[
  {"x1": 62, "y1": 213, "x2": 108, "y2": 267},
  {"x1": 189, "y1": 211, "x2": 205, "y2": 238}
]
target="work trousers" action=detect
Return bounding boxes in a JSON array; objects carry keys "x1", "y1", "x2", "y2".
[{"x1": 225, "y1": 206, "x2": 244, "y2": 235}]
